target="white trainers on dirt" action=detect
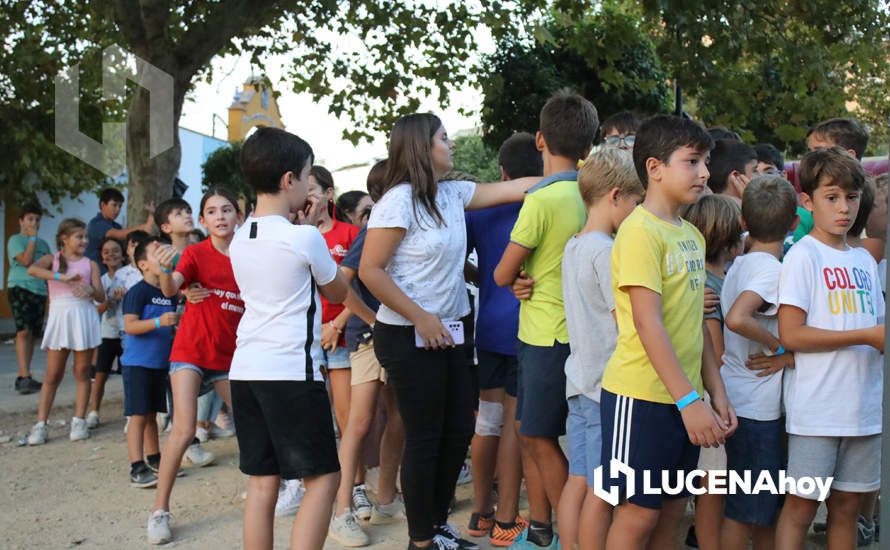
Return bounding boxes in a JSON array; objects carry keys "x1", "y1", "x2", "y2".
[
  {"x1": 147, "y1": 509, "x2": 173, "y2": 545},
  {"x1": 329, "y1": 510, "x2": 370, "y2": 547},
  {"x1": 69, "y1": 417, "x2": 90, "y2": 441},
  {"x1": 274, "y1": 479, "x2": 304, "y2": 517},
  {"x1": 183, "y1": 442, "x2": 215, "y2": 467},
  {"x1": 27, "y1": 421, "x2": 48, "y2": 446}
]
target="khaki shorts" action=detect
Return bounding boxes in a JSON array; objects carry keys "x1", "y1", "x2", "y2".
[{"x1": 350, "y1": 342, "x2": 386, "y2": 386}]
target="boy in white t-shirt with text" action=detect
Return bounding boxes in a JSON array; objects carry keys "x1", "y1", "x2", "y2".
[
  {"x1": 719, "y1": 175, "x2": 798, "y2": 550},
  {"x1": 229, "y1": 127, "x2": 348, "y2": 550},
  {"x1": 775, "y1": 147, "x2": 885, "y2": 549}
]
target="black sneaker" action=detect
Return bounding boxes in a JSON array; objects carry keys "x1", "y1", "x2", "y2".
[
  {"x1": 685, "y1": 524, "x2": 699, "y2": 548},
  {"x1": 14, "y1": 376, "x2": 42, "y2": 395},
  {"x1": 146, "y1": 458, "x2": 185, "y2": 477},
  {"x1": 130, "y1": 464, "x2": 159, "y2": 488},
  {"x1": 436, "y1": 524, "x2": 479, "y2": 550}
]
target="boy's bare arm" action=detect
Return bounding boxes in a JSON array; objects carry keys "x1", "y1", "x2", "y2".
[
  {"x1": 700, "y1": 322, "x2": 738, "y2": 437},
  {"x1": 779, "y1": 304, "x2": 884, "y2": 352},
  {"x1": 493, "y1": 242, "x2": 530, "y2": 287},
  {"x1": 467, "y1": 177, "x2": 539, "y2": 210},
  {"x1": 725, "y1": 291, "x2": 781, "y2": 351},
  {"x1": 628, "y1": 286, "x2": 727, "y2": 447}
]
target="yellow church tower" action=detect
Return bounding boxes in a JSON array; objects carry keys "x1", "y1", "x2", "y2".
[{"x1": 227, "y1": 76, "x2": 284, "y2": 142}]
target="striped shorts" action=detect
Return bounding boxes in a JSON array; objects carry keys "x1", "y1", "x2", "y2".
[{"x1": 599, "y1": 389, "x2": 701, "y2": 509}]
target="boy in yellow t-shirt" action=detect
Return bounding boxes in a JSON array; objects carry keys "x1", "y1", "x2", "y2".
[
  {"x1": 494, "y1": 90, "x2": 597, "y2": 549},
  {"x1": 600, "y1": 115, "x2": 738, "y2": 549}
]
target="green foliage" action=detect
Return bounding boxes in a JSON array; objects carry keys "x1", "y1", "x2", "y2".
[
  {"x1": 452, "y1": 135, "x2": 500, "y2": 183},
  {"x1": 639, "y1": 0, "x2": 890, "y2": 155},
  {"x1": 478, "y1": 3, "x2": 671, "y2": 149},
  {"x1": 201, "y1": 141, "x2": 251, "y2": 202}
]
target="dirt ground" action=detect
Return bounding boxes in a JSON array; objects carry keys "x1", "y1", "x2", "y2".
[{"x1": 0, "y1": 386, "x2": 860, "y2": 549}]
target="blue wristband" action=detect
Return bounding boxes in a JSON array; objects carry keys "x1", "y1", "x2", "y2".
[
  {"x1": 161, "y1": 266, "x2": 173, "y2": 274},
  {"x1": 54, "y1": 272, "x2": 60, "y2": 281},
  {"x1": 774, "y1": 345, "x2": 786, "y2": 356},
  {"x1": 676, "y1": 390, "x2": 701, "y2": 411},
  {"x1": 27, "y1": 236, "x2": 37, "y2": 242},
  {"x1": 154, "y1": 317, "x2": 161, "y2": 329}
]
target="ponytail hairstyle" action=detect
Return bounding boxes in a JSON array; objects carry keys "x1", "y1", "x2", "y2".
[
  {"x1": 55, "y1": 218, "x2": 87, "y2": 274},
  {"x1": 310, "y1": 165, "x2": 336, "y2": 219},
  {"x1": 199, "y1": 186, "x2": 242, "y2": 217},
  {"x1": 383, "y1": 113, "x2": 444, "y2": 226}
]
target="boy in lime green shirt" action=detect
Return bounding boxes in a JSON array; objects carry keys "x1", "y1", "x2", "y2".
[
  {"x1": 494, "y1": 90, "x2": 597, "y2": 549},
  {"x1": 599, "y1": 115, "x2": 737, "y2": 549}
]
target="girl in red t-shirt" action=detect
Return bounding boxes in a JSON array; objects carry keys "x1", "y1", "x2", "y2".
[
  {"x1": 147, "y1": 188, "x2": 244, "y2": 539},
  {"x1": 309, "y1": 166, "x2": 360, "y2": 438}
]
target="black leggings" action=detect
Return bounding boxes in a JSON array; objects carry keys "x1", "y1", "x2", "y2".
[{"x1": 373, "y1": 322, "x2": 475, "y2": 541}]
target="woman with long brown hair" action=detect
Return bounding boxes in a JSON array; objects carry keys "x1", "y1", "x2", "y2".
[{"x1": 359, "y1": 113, "x2": 538, "y2": 550}]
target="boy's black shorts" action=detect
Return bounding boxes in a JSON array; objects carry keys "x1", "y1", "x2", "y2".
[
  {"x1": 122, "y1": 365, "x2": 168, "y2": 416},
  {"x1": 8, "y1": 287, "x2": 46, "y2": 335},
  {"x1": 95, "y1": 338, "x2": 123, "y2": 374},
  {"x1": 231, "y1": 380, "x2": 340, "y2": 479}
]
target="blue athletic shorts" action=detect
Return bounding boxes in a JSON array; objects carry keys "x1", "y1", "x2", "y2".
[
  {"x1": 724, "y1": 417, "x2": 784, "y2": 526},
  {"x1": 476, "y1": 349, "x2": 518, "y2": 397},
  {"x1": 516, "y1": 341, "x2": 569, "y2": 437},
  {"x1": 600, "y1": 389, "x2": 700, "y2": 509}
]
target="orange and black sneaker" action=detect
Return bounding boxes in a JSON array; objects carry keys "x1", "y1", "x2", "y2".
[
  {"x1": 489, "y1": 516, "x2": 529, "y2": 547},
  {"x1": 466, "y1": 511, "x2": 495, "y2": 537}
]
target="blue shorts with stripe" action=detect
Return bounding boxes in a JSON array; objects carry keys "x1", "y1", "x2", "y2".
[{"x1": 600, "y1": 389, "x2": 701, "y2": 509}]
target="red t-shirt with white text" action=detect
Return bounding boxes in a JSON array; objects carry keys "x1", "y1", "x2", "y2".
[
  {"x1": 322, "y1": 219, "x2": 359, "y2": 344},
  {"x1": 169, "y1": 239, "x2": 244, "y2": 371}
]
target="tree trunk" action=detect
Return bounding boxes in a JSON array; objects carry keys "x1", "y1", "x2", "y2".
[{"x1": 124, "y1": 76, "x2": 187, "y2": 225}]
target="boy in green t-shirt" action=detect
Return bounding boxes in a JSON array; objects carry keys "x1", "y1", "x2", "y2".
[
  {"x1": 599, "y1": 115, "x2": 737, "y2": 549},
  {"x1": 6, "y1": 203, "x2": 51, "y2": 394},
  {"x1": 494, "y1": 90, "x2": 598, "y2": 549}
]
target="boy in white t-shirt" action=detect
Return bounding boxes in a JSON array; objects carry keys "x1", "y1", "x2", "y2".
[
  {"x1": 719, "y1": 175, "x2": 798, "y2": 550},
  {"x1": 229, "y1": 127, "x2": 348, "y2": 550},
  {"x1": 775, "y1": 147, "x2": 885, "y2": 548}
]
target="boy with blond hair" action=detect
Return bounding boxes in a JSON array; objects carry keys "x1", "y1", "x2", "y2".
[{"x1": 561, "y1": 147, "x2": 643, "y2": 549}]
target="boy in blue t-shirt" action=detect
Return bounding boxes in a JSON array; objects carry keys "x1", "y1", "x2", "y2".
[
  {"x1": 121, "y1": 239, "x2": 179, "y2": 488},
  {"x1": 464, "y1": 132, "x2": 542, "y2": 546}
]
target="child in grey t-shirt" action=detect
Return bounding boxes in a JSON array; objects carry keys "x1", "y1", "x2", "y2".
[{"x1": 560, "y1": 147, "x2": 644, "y2": 548}]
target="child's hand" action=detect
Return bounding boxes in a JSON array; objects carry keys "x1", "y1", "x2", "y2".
[
  {"x1": 159, "y1": 311, "x2": 181, "y2": 327},
  {"x1": 511, "y1": 271, "x2": 535, "y2": 301},
  {"x1": 297, "y1": 195, "x2": 322, "y2": 226},
  {"x1": 746, "y1": 352, "x2": 794, "y2": 377},
  {"x1": 708, "y1": 393, "x2": 738, "y2": 438},
  {"x1": 113, "y1": 287, "x2": 127, "y2": 301},
  {"x1": 867, "y1": 325, "x2": 884, "y2": 352},
  {"x1": 321, "y1": 322, "x2": 340, "y2": 352},
  {"x1": 703, "y1": 287, "x2": 719, "y2": 314},
  {"x1": 680, "y1": 400, "x2": 727, "y2": 448},
  {"x1": 182, "y1": 283, "x2": 210, "y2": 304},
  {"x1": 72, "y1": 284, "x2": 95, "y2": 299},
  {"x1": 414, "y1": 311, "x2": 454, "y2": 349},
  {"x1": 153, "y1": 244, "x2": 177, "y2": 271},
  {"x1": 59, "y1": 272, "x2": 82, "y2": 284}
]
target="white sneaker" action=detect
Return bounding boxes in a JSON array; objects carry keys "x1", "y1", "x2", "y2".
[
  {"x1": 183, "y1": 442, "x2": 215, "y2": 467},
  {"x1": 156, "y1": 412, "x2": 169, "y2": 431},
  {"x1": 209, "y1": 424, "x2": 235, "y2": 439},
  {"x1": 70, "y1": 417, "x2": 90, "y2": 441},
  {"x1": 27, "y1": 421, "x2": 48, "y2": 446},
  {"x1": 370, "y1": 494, "x2": 405, "y2": 525},
  {"x1": 457, "y1": 460, "x2": 472, "y2": 485},
  {"x1": 274, "y1": 479, "x2": 304, "y2": 517},
  {"x1": 86, "y1": 410, "x2": 100, "y2": 429},
  {"x1": 352, "y1": 483, "x2": 372, "y2": 520},
  {"x1": 215, "y1": 410, "x2": 234, "y2": 431},
  {"x1": 147, "y1": 509, "x2": 173, "y2": 545},
  {"x1": 195, "y1": 426, "x2": 210, "y2": 443},
  {"x1": 329, "y1": 510, "x2": 370, "y2": 547}
]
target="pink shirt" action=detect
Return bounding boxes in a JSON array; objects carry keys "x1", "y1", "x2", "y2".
[{"x1": 48, "y1": 254, "x2": 92, "y2": 300}]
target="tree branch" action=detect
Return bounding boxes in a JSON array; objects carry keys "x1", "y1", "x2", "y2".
[{"x1": 174, "y1": 0, "x2": 281, "y2": 78}]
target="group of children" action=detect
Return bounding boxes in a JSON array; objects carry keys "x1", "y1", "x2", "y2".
[{"x1": 5, "y1": 87, "x2": 887, "y2": 550}]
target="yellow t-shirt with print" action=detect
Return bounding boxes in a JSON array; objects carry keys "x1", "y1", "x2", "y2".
[
  {"x1": 510, "y1": 179, "x2": 587, "y2": 346},
  {"x1": 601, "y1": 206, "x2": 706, "y2": 404}
]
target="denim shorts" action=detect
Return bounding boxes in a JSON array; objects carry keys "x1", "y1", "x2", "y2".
[
  {"x1": 724, "y1": 417, "x2": 784, "y2": 526},
  {"x1": 323, "y1": 346, "x2": 351, "y2": 370},
  {"x1": 169, "y1": 361, "x2": 228, "y2": 396},
  {"x1": 567, "y1": 394, "x2": 603, "y2": 487}
]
